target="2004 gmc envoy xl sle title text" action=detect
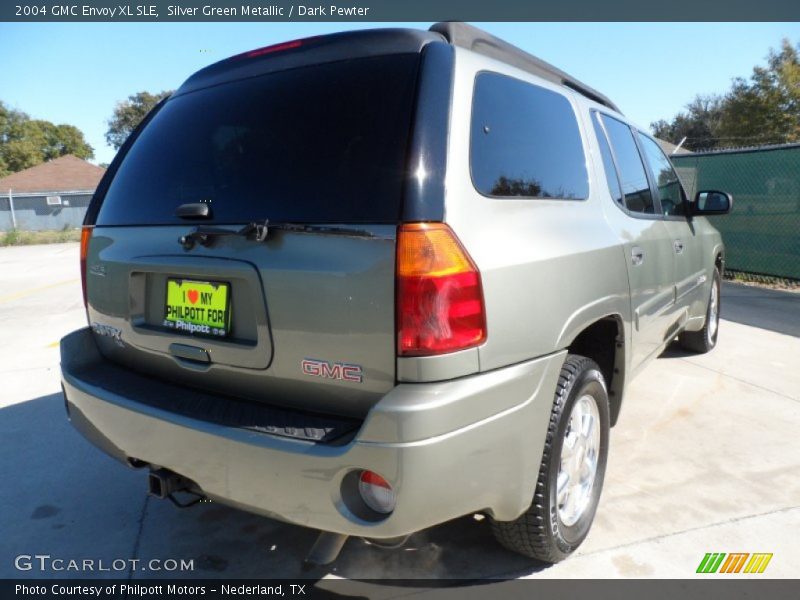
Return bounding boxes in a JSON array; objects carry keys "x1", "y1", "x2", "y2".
[{"x1": 60, "y1": 22, "x2": 732, "y2": 565}]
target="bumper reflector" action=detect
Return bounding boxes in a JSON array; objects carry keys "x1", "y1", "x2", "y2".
[{"x1": 358, "y1": 470, "x2": 396, "y2": 514}]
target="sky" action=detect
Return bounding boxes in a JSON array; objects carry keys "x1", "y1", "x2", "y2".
[{"x1": 1, "y1": 21, "x2": 798, "y2": 165}]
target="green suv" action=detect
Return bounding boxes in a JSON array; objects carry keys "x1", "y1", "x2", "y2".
[{"x1": 61, "y1": 22, "x2": 731, "y2": 564}]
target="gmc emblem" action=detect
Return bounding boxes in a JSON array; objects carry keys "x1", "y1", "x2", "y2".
[{"x1": 301, "y1": 358, "x2": 363, "y2": 383}]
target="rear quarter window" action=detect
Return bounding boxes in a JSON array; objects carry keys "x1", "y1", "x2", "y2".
[{"x1": 470, "y1": 72, "x2": 589, "y2": 200}]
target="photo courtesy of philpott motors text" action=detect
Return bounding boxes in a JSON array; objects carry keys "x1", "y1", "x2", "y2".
[{"x1": 1, "y1": 1, "x2": 799, "y2": 597}]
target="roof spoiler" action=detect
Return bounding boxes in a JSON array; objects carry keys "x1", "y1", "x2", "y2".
[{"x1": 430, "y1": 22, "x2": 622, "y2": 114}]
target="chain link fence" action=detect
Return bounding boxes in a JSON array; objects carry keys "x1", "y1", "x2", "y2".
[{"x1": 672, "y1": 143, "x2": 800, "y2": 281}]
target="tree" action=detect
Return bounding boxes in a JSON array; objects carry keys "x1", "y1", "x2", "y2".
[
  {"x1": 651, "y1": 95, "x2": 723, "y2": 151},
  {"x1": 652, "y1": 38, "x2": 800, "y2": 150},
  {"x1": 715, "y1": 39, "x2": 800, "y2": 146},
  {"x1": 0, "y1": 101, "x2": 94, "y2": 177},
  {"x1": 105, "y1": 90, "x2": 172, "y2": 150},
  {"x1": 491, "y1": 175, "x2": 542, "y2": 197}
]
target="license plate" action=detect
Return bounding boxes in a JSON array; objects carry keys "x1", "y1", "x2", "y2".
[{"x1": 164, "y1": 278, "x2": 231, "y2": 337}]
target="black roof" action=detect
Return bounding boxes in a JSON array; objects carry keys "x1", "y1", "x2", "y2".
[
  {"x1": 176, "y1": 28, "x2": 444, "y2": 96},
  {"x1": 431, "y1": 22, "x2": 621, "y2": 113},
  {"x1": 176, "y1": 23, "x2": 620, "y2": 114}
]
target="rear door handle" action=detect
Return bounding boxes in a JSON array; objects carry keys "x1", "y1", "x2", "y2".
[
  {"x1": 631, "y1": 246, "x2": 645, "y2": 266},
  {"x1": 674, "y1": 239, "x2": 684, "y2": 254}
]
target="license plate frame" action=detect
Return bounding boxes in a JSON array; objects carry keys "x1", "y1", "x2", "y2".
[{"x1": 163, "y1": 278, "x2": 231, "y2": 338}]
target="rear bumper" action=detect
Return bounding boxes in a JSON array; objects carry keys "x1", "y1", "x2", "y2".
[{"x1": 61, "y1": 327, "x2": 564, "y2": 538}]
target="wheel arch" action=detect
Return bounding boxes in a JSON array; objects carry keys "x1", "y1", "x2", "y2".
[
  {"x1": 711, "y1": 242, "x2": 725, "y2": 275},
  {"x1": 565, "y1": 314, "x2": 627, "y2": 427}
]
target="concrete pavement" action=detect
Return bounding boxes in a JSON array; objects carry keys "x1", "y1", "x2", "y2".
[{"x1": 1, "y1": 243, "x2": 798, "y2": 581}]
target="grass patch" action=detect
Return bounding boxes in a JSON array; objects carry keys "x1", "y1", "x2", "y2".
[
  {"x1": 724, "y1": 269, "x2": 800, "y2": 291},
  {"x1": 0, "y1": 228, "x2": 82, "y2": 246}
]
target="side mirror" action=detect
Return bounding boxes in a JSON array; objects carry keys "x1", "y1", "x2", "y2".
[{"x1": 692, "y1": 190, "x2": 732, "y2": 216}]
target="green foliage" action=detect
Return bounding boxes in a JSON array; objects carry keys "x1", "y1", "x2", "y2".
[
  {"x1": 725, "y1": 269, "x2": 800, "y2": 289},
  {"x1": 651, "y1": 96, "x2": 723, "y2": 151},
  {"x1": 0, "y1": 101, "x2": 94, "y2": 177},
  {"x1": 1, "y1": 229, "x2": 20, "y2": 246},
  {"x1": 105, "y1": 90, "x2": 172, "y2": 150},
  {"x1": 652, "y1": 39, "x2": 800, "y2": 151},
  {"x1": 0, "y1": 228, "x2": 82, "y2": 246},
  {"x1": 716, "y1": 40, "x2": 800, "y2": 147}
]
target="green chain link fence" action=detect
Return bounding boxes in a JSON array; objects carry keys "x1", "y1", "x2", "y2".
[{"x1": 672, "y1": 143, "x2": 800, "y2": 281}]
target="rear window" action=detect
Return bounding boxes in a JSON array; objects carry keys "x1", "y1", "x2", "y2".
[
  {"x1": 470, "y1": 72, "x2": 589, "y2": 200},
  {"x1": 96, "y1": 54, "x2": 420, "y2": 226}
]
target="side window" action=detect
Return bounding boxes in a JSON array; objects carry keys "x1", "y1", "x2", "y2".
[
  {"x1": 470, "y1": 72, "x2": 589, "y2": 199},
  {"x1": 599, "y1": 114, "x2": 656, "y2": 214},
  {"x1": 637, "y1": 133, "x2": 688, "y2": 217},
  {"x1": 591, "y1": 113, "x2": 623, "y2": 207}
]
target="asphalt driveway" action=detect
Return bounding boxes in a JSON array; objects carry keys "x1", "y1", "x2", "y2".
[{"x1": 1, "y1": 243, "x2": 798, "y2": 581}]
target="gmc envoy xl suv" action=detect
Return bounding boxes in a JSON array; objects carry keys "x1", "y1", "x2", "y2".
[{"x1": 60, "y1": 23, "x2": 731, "y2": 564}]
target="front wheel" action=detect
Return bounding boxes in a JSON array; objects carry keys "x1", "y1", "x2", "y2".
[
  {"x1": 679, "y1": 268, "x2": 721, "y2": 353},
  {"x1": 491, "y1": 354, "x2": 609, "y2": 563}
]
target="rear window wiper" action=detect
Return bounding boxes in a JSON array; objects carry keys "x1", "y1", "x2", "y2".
[{"x1": 179, "y1": 220, "x2": 376, "y2": 249}]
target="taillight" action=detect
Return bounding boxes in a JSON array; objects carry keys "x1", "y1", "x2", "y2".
[
  {"x1": 396, "y1": 223, "x2": 487, "y2": 357},
  {"x1": 231, "y1": 37, "x2": 315, "y2": 61},
  {"x1": 79, "y1": 225, "x2": 92, "y2": 310}
]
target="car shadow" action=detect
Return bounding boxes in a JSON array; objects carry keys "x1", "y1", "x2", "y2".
[
  {"x1": 719, "y1": 281, "x2": 800, "y2": 338},
  {"x1": 658, "y1": 282, "x2": 800, "y2": 360},
  {"x1": 1, "y1": 392, "x2": 549, "y2": 584},
  {"x1": 659, "y1": 341, "x2": 695, "y2": 359}
]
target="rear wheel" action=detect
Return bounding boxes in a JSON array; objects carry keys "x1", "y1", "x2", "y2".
[
  {"x1": 679, "y1": 268, "x2": 721, "y2": 353},
  {"x1": 491, "y1": 355, "x2": 609, "y2": 563}
]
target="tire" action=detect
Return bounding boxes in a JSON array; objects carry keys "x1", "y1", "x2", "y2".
[
  {"x1": 679, "y1": 268, "x2": 721, "y2": 353},
  {"x1": 491, "y1": 354, "x2": 610, "y2": 563}
]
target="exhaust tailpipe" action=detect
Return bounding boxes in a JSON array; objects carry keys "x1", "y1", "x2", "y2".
[{"x1": 303, "y1": 532, "x2": 349, "y2": 569}]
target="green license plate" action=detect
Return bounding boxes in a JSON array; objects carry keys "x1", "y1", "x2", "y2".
[{"x1": 164, "y1": 278, "x2": 231, "y2": 337}]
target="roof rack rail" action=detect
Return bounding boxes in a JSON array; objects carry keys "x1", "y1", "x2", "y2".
[{"x1": 430, "y1": 22, "x2": 622, "y2": 114}]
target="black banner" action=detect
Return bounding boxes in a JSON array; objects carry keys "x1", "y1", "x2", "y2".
[{"x1": 3, "y1": 0, "x2": 800, "y2": 22}]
